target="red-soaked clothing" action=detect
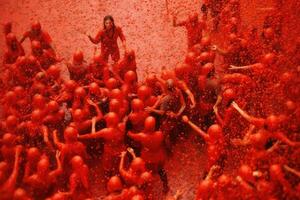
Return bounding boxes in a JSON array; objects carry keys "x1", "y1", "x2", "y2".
[
  {"x1": 23, "y1": 31, "x2": 53, "y2": 50},
  {"x1": 94, "y1": 26, "x2": 125, "y2": 62},
  {"x1": 3, "y1": 45, "x2": 25, "y2": 65},
  {"x1": 186, "y1": 21, "x2": 206, "y2": 49}
]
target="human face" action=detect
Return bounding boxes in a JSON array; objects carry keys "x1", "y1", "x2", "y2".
[{"x1": 105, "y1": 19, "x2": 113, "y2": 30}]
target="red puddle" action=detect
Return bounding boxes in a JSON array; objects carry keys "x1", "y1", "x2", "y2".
[{"x1": 1, "y1": 0, "x2": 300, "y2": 199}]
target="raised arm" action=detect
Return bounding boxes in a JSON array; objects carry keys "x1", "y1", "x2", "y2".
[
  {"x1": 127, "y1": 147, "x2": 137, "y2": 159},
  {"x1": 119, "y1": 151, "x2": 132, "y2": 181},
  {"x1": 128, "y1": 131, "x2": 148, "y2": 143},
  {"x1": 205, "y1": 165, "x2": 220, "y2": 180},
  {"x1": 231, "y1": 125, "x2": 255, "y2": 146},
  {"x1": 176, "y1": 89, "x2": 186, "y2": 117},
  {"x1": 284, "y1": 165, "x2": 300, "y2": 178},
  {"x1": 86, "y1": 98, "x2": 103, "y2": 118},
  {"x1": 111, "y1": 69, "x2": 125, "y2": 84},
  {"x1": 145, "y1": 107, "x2": 165, "y2": 115},
  {"x1": 19, "y1": 31, "x2": 29, "y2": 43},
  {"x1": 182, "y1": 116, "x2": 209, "y2": 141},
  {"x1": 52, "y1": 130, "x2": 63, "y2": 150},
  {"x1": 77, "y1": 116, "x2": 102, "y2": 133},
  {"x1": 78, "y1": 128, "x2": 108, "y2": 140},
  {"x1": 231, "y1": 101, "x2": 265, "y2": 127},
  {"x1": 42, "y1": 125, "x2": 53, "y2": 150},
  {"x1": 213, "y1": 95, "x2": 224, "y2": 126},
  {"x1": 88, "y1": 30, "x2": 102, "y2": 44},
  {"x1": 50, "y1": 151, "x2": 63, "y2": 177},
  {"x1": 229, "y1": 63, "x2": 263, "y2": 70},
  {"x1": 178, "y1": 80, "x2": 196, "y2": 108},
  {"x1": 273, "y1": 131, "x2": 300, "y2": 147},
  {"x1": 211, "y1": 45, "x2": 228, "y2": 56},
  {"x1": 0, "y1": 145, "x2": 22, "y2": 192},
  {"x1": 147, "y1": 95, "x2": 163, "y2": 110}
]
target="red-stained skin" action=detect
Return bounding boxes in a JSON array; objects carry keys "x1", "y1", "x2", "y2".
[
  {"x1": 128, "y1": 99, "x2": 149, "y2": 132},
  {"x1": 20, "y1": 22, "x2": 54, "y2": 52},
  {"x1": 66, "y1": 50, "x2": 88, "y2": 83},
  {"x1": 78, "y1": 112, "x2": 126, "y2": 174},
  {"x1": 88, "y1": 16, "x2": 126, "y2": 64},
  {"x1": 0, "y1": 145, "x2": 22, "y2": 200},
  {"x1": 128, "y1": 116, "x2": 166, "y2": 167},
  {"x1": 173, "y1": 13, "x2": 207, "y2": 50},
  {"x1": 104, "y1": 175, "x2": 143, "y2": 200},
  {"x1": 68, "y1": 156, "x2": 90, "y2": 198},
  {"x1": 182, "y1": 116, "x2": 225, "y2": 171},
  {"x1": 119, "y1": 151, "x2": 153, "y2": 188},
  {"x1": 137, "y1": 85, "x2": 157, "y2": 108},
  {"x1": 23, "y1": 152, "x2": 62, "y2": 199},
  {"x1": 113, "y1": 50, "x2": 137, "y2": 80},
  {"x1": 3, "y1": 33, "x2": 25, "y2": 65},
  {"x1": 53, "y1": 127, "x2": 88, "y2": 168}
]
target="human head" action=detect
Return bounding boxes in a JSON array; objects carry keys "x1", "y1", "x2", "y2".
[
  {"x1": 31, "y1": 109, "x2": 44, "y2": 123},
  {"x1": 103, "y1": 15, "x2": 115, "y2": 30},
  {"x1": 125, "y1": 49, "x2": 136, "y2": 61},
  {"x1": 13, "y1": 188, "x2": 31, "y2": 200},
  {"x1": 47, "y1": 100, "x2": 59, "y2": 113},
  {"x1": 37, "y1": 157, "x2": 50, "y2": 175},
  {"x1": 3, "y1": 22, "x2": 12, "y2": 35},
  {"x1": 207, "y1": 124, "x2": 222, "y2": 139},
  {"x1": 73, "y1": 50, "x2": 84, "y2": 64},
  {"x1": 33, "y1": 94, "x2": 46, "y2": 109},
  {"x1": 31, "y1": 40, "x2": 42, "y2": 55},
  {"x1": 144, "y1": 116, "x2": 156, "y2": 132},
  {"x1": 47, "y1": 65, "x2": 61, "y2": 80},
  {"x1": 107, "y1": 176, "x2": 123, "y2": 193},
  {"x1": 105, "y1": 112, "x2": 119, "y2": 127},
  {"x1": 74, "y1": 86, "x2": 87, "y2": 99},
  {"x1": 189, "y1": 12, "x2": 198, "y2": 23},
  {"x1": 31, "y1": 21, "x2": 42, "y2": 34},
  {"x1": 2, "y1": 133, "x2": 16, "y2": 146},
  {"x1": 64, "y1": 126, "x2": 78, "y2": 143},
  {"x1": 137, "y1": 85, "x2": 151, "y2": 101},
  {"x1": 130, "y1": 157, "x2": 146, "y2": 173},
  {"x1": 89, "y1": 82, "x2": 100, "y2": 95},
  {"x1": 109, "y1": 99, "x2": 121, "y2": 113},
  {"x1": 131, "y1": 98, "x2": 144, "y2": 112},
  {"x1": 73, "y1": 109, "x2": 85, "y2": 122},
  {"x1": 71, "y1": 155, "x2": 84, "y2": 170},
  {"x1": 124, "y1": 71, "x2": 137, "y2": 83},
  {"x1": 166, "y1": 79, "x2": 175, "y2": 91},
  {"x1": 105, "y1": 78, "x2": 118, "y2": 90},
  {"x1": 6, "y1": 115, "x2": 19, "y2": 129},
  {"x1": 6, "y1": 33, "x2": 17, "y2": 50}
]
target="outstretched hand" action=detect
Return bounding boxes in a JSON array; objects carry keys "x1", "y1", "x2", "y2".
[{"x1": 182, "y1": 115, "x2": 189, "y2": 123}]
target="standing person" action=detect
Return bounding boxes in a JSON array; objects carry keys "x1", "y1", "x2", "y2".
[
  {"x1": 20, "y1": 22, "x2": 54, "y2": 52},
  {"x1": 88, "y1": 15, "x2": 127, "y2": 64},
  {"x1": 173, "y1": 13, "x2": 206, "y2": 50}
]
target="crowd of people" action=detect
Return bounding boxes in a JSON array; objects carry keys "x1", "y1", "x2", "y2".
[{"x1": 0, "y1": 0, "x2": 299, "y2": 199}]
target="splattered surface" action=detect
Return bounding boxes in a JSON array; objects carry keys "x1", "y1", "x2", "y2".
[{"x1": 0, "y1": 0, "x2": 204, "y2": 79}]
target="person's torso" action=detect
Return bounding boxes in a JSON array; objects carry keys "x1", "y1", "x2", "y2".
[{"x1": 101, "y1": 27, "x2": 120, "y2": 49}]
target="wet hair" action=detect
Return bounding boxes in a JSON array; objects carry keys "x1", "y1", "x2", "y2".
[{"x1": 103, "y1": 15, "x2": 115, "y2": 29}]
